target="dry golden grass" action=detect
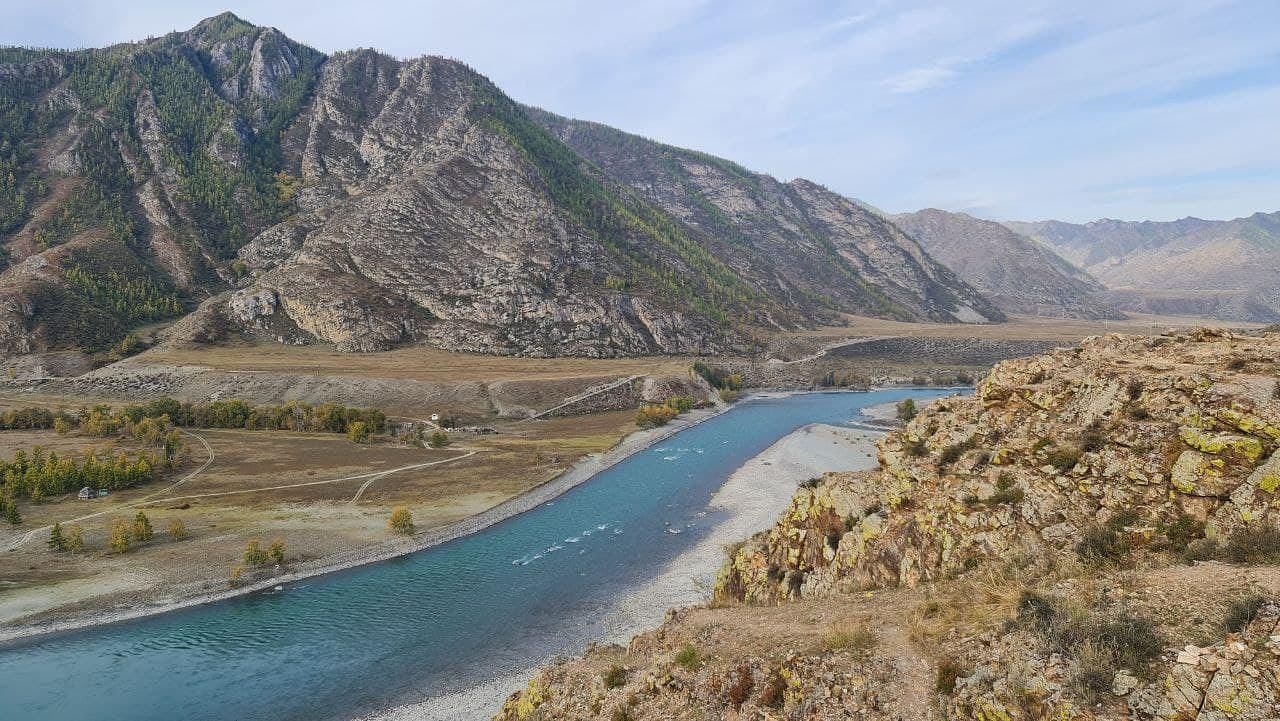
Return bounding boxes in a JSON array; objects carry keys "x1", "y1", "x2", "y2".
[
  {"x1": 907, "y1": 560, "x2": 1080, "y2": 644},
  {"x1": 800, "y1": 312, "x2": 1255, "y2": 342},
  {"x1": 137, "y1": 342, "x2": 693, "y2": 382}
]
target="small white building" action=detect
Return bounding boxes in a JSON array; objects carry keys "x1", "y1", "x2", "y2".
[{"x1": 77, "y1": 486, "x2": 94, "y2": 500}]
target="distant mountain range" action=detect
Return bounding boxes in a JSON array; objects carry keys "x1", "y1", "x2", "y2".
[
  {"x1": 1007, "y1": 213, "x2": 1280, "y2": 323},
  {"x1": 0, "y1": 13, "x2": 1268, "y2": 363},
  {"x1": 891, "y1": 209, "x2": 1123, "y2": 320}
]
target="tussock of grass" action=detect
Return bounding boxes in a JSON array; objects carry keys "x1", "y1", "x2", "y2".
[
  {"x1": 823, "y1": 622, "x2": 877, "y2": 655},
  {"x1": 1224, "y1": 593, "x2": 1269, "y2": 633},
  {"x1": 674, "y1": 644, "x2": 701, "y2": 670}
]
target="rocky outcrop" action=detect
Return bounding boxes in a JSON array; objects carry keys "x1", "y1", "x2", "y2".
[{"x1": 719, "y1": 328, "x2": 1280, "y2": 601}]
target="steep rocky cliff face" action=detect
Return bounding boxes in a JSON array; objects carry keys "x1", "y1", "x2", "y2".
[
  {"x1": 529, "y1": 110, "x2": 1005, "y2": 326},
  {"x1": 0, "y1": 13, "x2": 1003, "y2": 361},
  {"x1": 1007, "y1": 214, "x2": 1280, "y2": 323},
  {"x1": 501, "y1": 329, "x2": 1280, "y2": 720},
  {"x1": 892, "y1": 208, "x2": 1123, "y2": 320}
]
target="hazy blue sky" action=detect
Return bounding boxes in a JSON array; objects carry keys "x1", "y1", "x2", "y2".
[{"x1": 3, "y1": 1, "x2": 1278, "y2": 222}]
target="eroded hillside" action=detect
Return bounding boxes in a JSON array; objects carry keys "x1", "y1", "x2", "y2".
[{"x1": 499, "y1": 328, "x2": 1280, "y2": 720}]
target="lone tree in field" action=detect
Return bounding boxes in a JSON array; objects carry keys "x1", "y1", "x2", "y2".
[
  {"x1": 347, "y1": 421, "x2": 370, "y2": 444},
  {"x1": 48, "y1": 522, "x2": 67, "y2": 551},
  {"x1": 66, "y1": 524, "x2": 85, "y2": 552},
  {"x1": 168, "y1": 518, "x2": 188, "y2": 540},
  {"x1": 389, "y1": 506, "x2": 414, "y2": 535},
  {"x1": 243, "y1": 538, "x2": 269, "y2": 566},
  {"x1": 108, "y1": 518, "x2": 132, "y2": 554},
  {"x1": 896, "y1": 398, "x2": 918, "y2": 421},
  {"x1": 132, "y1": 511, "x2": 154, "y2": 542},
  {"x1": 3, "y1": 497, "x2": 20, "y2": 525},
  {"x1": 268, "y1": 539, "x2": 286, "y2": 565},
  {"x1": 427, "y1": 431, "x2": 450, "y2": 448}
]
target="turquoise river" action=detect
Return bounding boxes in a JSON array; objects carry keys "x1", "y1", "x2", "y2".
[{"x1": 0, "y1": 389, "x2": 954, "y2": 720}]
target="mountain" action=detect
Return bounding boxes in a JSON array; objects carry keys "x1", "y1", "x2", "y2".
[
  {"x1": 528, "y1": 110, "x2": 1004, "y2": 326},
  {"x1": 1007, "y1": 212, "x2": 1280, "y2": 323},
  {"x1": 890, "y1": 208, "x2": 1123, "y2": 319},
  {"x1": 0, "y1": 14, "x2": 1002, "y2": 361}
]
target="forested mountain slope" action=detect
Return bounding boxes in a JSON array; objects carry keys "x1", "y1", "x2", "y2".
[
  {"x1": 529, "y1": 108, "x2": 1004, "y2": 327},
  {"x1": 0, "y1": 13, "x2": 1002, "y2": 361}
]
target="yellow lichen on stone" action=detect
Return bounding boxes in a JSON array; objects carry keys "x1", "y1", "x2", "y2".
[
  {"x1": 1215, "y1": 407, "x2": 1280, "y2": 441},
  {"x1": 1179, "y1": 426, "x2": 1264, "y2": 461}
]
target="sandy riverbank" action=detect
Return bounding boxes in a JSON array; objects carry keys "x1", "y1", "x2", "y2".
[
  {"x1": 0, "y1": 402, "x2": 735, "y2": 645},
  {"x1": 377, "y1": 421, "x2": 885, "y2": 720}
]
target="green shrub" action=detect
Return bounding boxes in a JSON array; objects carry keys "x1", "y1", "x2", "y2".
[
  {"x1": 1079, "y1": 427, "x2": 1106, "y2": 452},
  {"x1": 935, "y1": 658, "x2": 969, "y2": 695},
  {"x1": 1071, "y1": 640, "x2": 1117, "y2": 700},
  {"x1": 1126, "y1": 379, "x2": 1144, "y2": 400},
  {"x1": 1159, "y1": 514, "x2": 1205, "y2": 552},
  {"x1": 1126, "y1": 404, "x2": 1150, "y2": 420},
  {"x1": 896, "y1": 398, "x2": 917, "y2": 421},
  {"x1": 1076, "y1": 525, "x2": 1129, "y2": 563},
  {"x1": 1045, "y1": 445, "x2": 1082, "y2": 472},
  {"x1": 988, "y1": 484, "x2": 1025, "y2": 505},
  {"x1": 1182, "y1": 538, "x2": 1219, "y2": 563},
  {"x1": 674, "y1": 645, "x2": 701, "y2": 670},
  {"x1": 904, "y1": 438, "x2": 928, "y2": 457},
  {"x1": 602, "y1": 664, "x2": 627, "y2": 689},
  {"x1": 938, "y1": 437, "x2": 976, "y2": 466},
  {"x1": 1018, "y1": 592, "x2": 1162, "y2": 699},
  {"x1": 1106, "y1": 508, "x2": 1141, "y2": 531},
  {"x1": 1224, "y1": 593, "x2": 1269, "y2": 633}
]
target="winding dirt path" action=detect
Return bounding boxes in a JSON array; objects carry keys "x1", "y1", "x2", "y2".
[{"x1": 767, "y1": 335, "x2": 899, "y2": 365}]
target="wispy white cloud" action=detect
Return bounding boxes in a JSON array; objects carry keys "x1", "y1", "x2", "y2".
[
  {"x1": 1, "y1": 0, "x2": 1277, "y2": 222},
  {"x1": 882, "y1": 59, "x2": 964, "y2": 94}
]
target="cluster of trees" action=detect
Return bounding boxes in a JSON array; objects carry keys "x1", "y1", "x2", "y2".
[
  {"x1": 635, "y1": 395, "x2": 698, "y2": 429},
  {"x1": 1, "y1": 397, "x2": 386, "y2": 436},
  {"x1": 1, "y1": 447, "x2": 164, "y2": 503},
  {"x1": 63, "y1": 266, "x2": 184, "y2": 326},
  {"x1": 229, "y1": 537, "x2": 286, "y2": 587},
  {"x1": 693, "y1": 362, "x2": 744, "y2": 391},
  {"x1": 51, "y1": 512, "x2": 187, "y2": 553}
]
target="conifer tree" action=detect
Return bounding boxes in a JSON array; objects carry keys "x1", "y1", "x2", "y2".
[
  {"x1": 48, "y1": 521, "x2": 67, "y2": 551},
  {"x1": 132, "y1": 511, "x2": 153, "y2": 542}
]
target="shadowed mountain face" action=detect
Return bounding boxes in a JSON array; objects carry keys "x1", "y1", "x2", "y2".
[
  {"x1": 0, "y1": 13, "x2": 1002, "y2": 360},
  {"x1": 1007, "y1": 213, "x2": 1280, "y2": 323},
  {"x1": 891, "y1": 209, "x2": 1124, "y2": 320}
]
